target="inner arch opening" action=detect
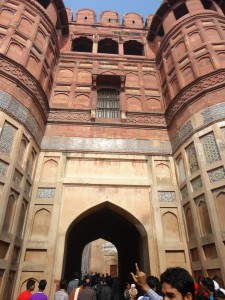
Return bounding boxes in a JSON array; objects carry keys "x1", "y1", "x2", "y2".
[{"x1": 82, "y1": 238, "x2": 118, "y2": 276}]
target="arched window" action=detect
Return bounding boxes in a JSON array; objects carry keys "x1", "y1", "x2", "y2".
[
  {"x1": 98, "y1": 39, "x2": 118, "y2": 54},
  {"x1": 97, "y1": 89, "x2": 120, "y2": 118},
  {"x1": 201, "y1": 0, "x2": 217, "y2": 12},
  {"x1": 124, "y1": 40, "x2": 144, "y2": 56},
  {"x1": 173, "y1": 3, "x2": 189, "y2": 20},
  {"x1": 72, "y1": 37, "x2": 93, "y2": 53},
  {"x1": 36, "y1": 0, "x2": 50, "y2": 9}
]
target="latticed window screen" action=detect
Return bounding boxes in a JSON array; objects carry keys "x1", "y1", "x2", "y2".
[
  {"x1": 97, "y1": 89, "x2": 120, "y2": 118},
  {"x1": 201, "y1": 133, "x2": 221, "y2": 164}
]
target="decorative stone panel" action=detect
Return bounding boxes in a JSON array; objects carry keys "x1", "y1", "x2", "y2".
[
  {"x1": 25, "y1": 181, "x2": 31, "y2": 196},
  {"x1": 191, "y1": 176, "x2": 203, "y2": 191},
  {"x1": 201, "y1": 133, "x2": 221, "y2": 164},
  {"x1": 13, "y1": 170, "x2": 23, "y2": 186},
  {"x1": 186, "y1": 143, "x2": 199, "y2": 174},
  {"x1": 36, "y1": 188, "x2": 55, "y2": 199},
  {"x1": 158, "y1": 191, "x2": 176, "y2": 202},
  {"x1": 0, "y1": 122, "x2": 17, "y2": 155},
  {"x1": 0, "y1": 160, "x2": 8, "y2": 176},
  {"x1": 180, "y1": 186, "x2": 188, "y2": 199},
  {"x1": 208, "y1": 167, "x2": 225, "y2": 183}
]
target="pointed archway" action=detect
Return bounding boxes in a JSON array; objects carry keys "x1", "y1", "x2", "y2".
[{"x1": 63, "y1": 202, "x2": 150, "y2": 295}]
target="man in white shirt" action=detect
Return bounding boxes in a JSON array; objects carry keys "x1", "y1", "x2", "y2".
[
  {"x1": 54, "y1": 279, "x2": 69, "y2": 300},
  {"x1": 131, "y1": 263, "x2": 194, "y2": 300}
]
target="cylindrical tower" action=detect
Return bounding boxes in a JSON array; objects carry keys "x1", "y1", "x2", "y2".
[
  {"x1": 0, "y1": 0, "x2": 68, "y2": 299},
  {"x1": 148, "y1": 0, "x2": 225, "y2": 284}
]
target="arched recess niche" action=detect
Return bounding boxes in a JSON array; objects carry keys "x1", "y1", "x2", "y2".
[{"x1": 63, "y1": 202, "x2": 150, "y2": 296}]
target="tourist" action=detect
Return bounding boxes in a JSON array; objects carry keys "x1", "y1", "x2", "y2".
[
  {"x1": 17, "y1": 279, "x2": 36, "y2": 300},
  {"x1": 131, "y1": 263, "x2": 195, "y2": 300},
  {"x1": 30, "y1": 279, "x2": 48, "y2": 300},
  {"x1": 129, "y1": 284, "x2": 138, "y2": 300},
  {"x1": 54, "y1": 279, "x2": 69, "y2": 300},
  {"x1": 101, "y1": 277, "x2": 113, "y2": 300},
  {"x1": 70, "y1": 280, "x2": 84, "y2": 300},
  {"x1": 67, "y1": 272, "x2": 80, "y2": 297},
  {"x1": 78, "y1": 277, "x2": 97, "y2": 300},
  {"x1": 214, "y1": 290, "x2": 225, "y2": 300},
  {"x1": 200, "y1": 278, "x2": 215, "y2": 300},
  {"x1": 94, "y1": 277, "x2": 103, "y2": 300},
  {"x1": 138, "y1": 276, "x2": 162, "y2": 300},
  {"x1": 124, "y1": 282, "x2": 131, "y2": 299}
]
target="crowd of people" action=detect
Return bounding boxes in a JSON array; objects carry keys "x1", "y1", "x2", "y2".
[{"x1": 17, "y1": 264, "x2": 225, "y2": 300}]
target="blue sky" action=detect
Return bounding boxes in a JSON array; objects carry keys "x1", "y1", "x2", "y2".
[{"x1": 63, "y1": 0, "x2": 163, "y2": 21}]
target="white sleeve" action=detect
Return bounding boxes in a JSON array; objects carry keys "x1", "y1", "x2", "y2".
[{"x1": 146, "y1": 289, "x2": 163, "y2": 300}]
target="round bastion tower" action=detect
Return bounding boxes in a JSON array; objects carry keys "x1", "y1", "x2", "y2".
[
  {"x1": 0, "y1": 0, "x2": 68, "y2": 299},
  {"x1": 148, "y1": 0, "x2": 225, "y2": 283}
]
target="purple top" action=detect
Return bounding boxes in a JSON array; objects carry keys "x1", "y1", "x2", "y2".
[{"x1": 30, "y1": 292, "x2": 48, "y2": 300}]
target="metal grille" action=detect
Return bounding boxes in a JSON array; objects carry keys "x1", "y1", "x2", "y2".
[{"x1": 97, "y1": 89, "x2": 120, "y2": 118}]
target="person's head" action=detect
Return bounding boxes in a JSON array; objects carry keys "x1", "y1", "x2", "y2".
[
  {"x1": 38, "y1": 279, "x2": 47, "y2": 291},
  {"x1": 59, "y1": 279, "x2": 67, "y2": 290},
  {"x1": 26, "y1": 279, "x2": 36, "y2": 291},
  {"x1": 147, "y1": 276, "x2": 162, "y2": 294},
  {"x1": 201, "y1": 278, "x2": 215, "y2": 294},
  {"x1": 131, "y1": 284, "x2": 136, "y2": 289},
  {"x1": 214, "y1": 290, "x2": 225, "y2": 300},
  {"x1": 84, "y1": 277, "x2": 91, "y2": 287},
  {"x1": 78, "y1": 279, "x2": 84, "y2": 287},
  {"x1": 73, "y1": 271, "x2": 80, "y2": 279},
  {"x1": 126, "y1": 282, "x2": 131, "y2": 289},
  {"x1": 105, "y1": 277, "x2": 112, "y2": 287},
  {"x1": 160, "y1": 267, "x2": 195, "y2": 300}
]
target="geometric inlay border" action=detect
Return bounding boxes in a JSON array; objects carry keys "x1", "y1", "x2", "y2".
[
  {"x1": 41, "y1": 136, "x2": 172, "y2": 155},
  {"x1": 171, "y1": 103, "x2": 225, "y2": 153},
  {"x1": 0, "y1": 90, "x2": 43, "y2": 145}
]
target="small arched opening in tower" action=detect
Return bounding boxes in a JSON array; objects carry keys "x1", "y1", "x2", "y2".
[
  {"x1": 201, "y1": 0, "x2": 218, "y2": 12},
  {"x1": 213, "y1": 0, "x2": 225, "y2": 14},
  {"x1": 124, "y1": 40, "x2": 144, "y2": 56},
  {"x1": 173, "y1": 3, "x2": 189, "y2": 20},
  {"x1": 36, "y1": 0, "x2": 50, "y2": 9},
  {"x1": 98, "y1": 38, "x2": 118, "y2": 54},
  {"x1": 72, "y1": 37, "x2": 93, "y2": 53}
]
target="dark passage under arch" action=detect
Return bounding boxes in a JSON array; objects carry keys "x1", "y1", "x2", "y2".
[{"x1": 63, "y1": 203, "x2": 150, "y2": 297}]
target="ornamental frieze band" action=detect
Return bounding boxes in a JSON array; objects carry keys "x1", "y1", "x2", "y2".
[
  {"x1": 48, "y1": 111, "x2": 92, "y2": 122},
  {"x1": 171, "y1": 103, "x2": 225, "y2": 152},
  {"x1": 41, "y1": 136, "x2": 172, "y2": 155},
  {"x1": 48, "y1": 110, "x2": 167, "y2": 126},
  {"x1": 0, "y1": 55, "x2": 49, "y2": 118},
  {"x1": 166, "y1": 69, "x2": 225, "y2": 124}
]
